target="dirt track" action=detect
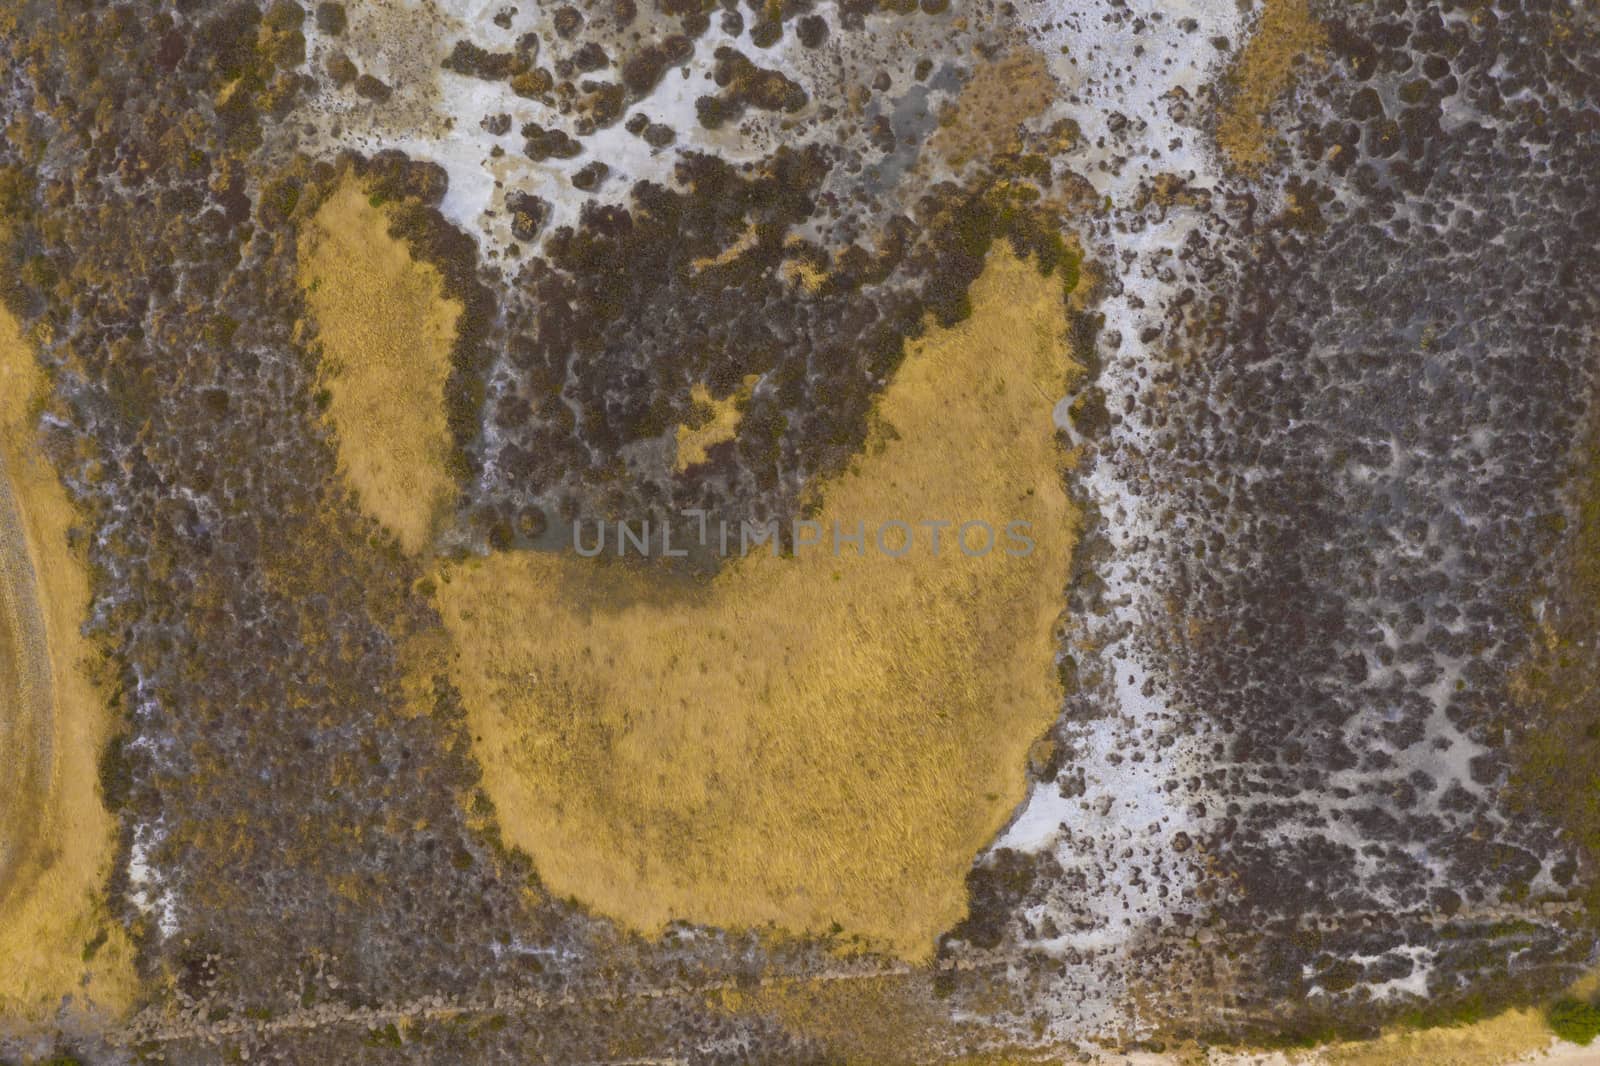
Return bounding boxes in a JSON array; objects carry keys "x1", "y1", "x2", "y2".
[
  {"x1": 0, "y1": 314, "x2": 134, "y2": 1019},
  {"x1": 0, "y1": 443, "x2": 53, "y2": 914}
]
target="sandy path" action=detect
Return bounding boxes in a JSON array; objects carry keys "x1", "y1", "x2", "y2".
[
  {"x1": 0, "y1": 442, "x2": 53, "y2": 913},
  {"x1": 0, "y1": 310, "x2": 136, "y2": 1018}
]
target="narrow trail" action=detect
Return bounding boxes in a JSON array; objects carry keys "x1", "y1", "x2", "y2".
[
  {"x1": 126, "y1": 900, "x2": 1580, "y2": 1050},
  {"x1": 0, "y1": 443, "x2": 54, "y2": 915},
  {"x1": 128, "y1": 957, "x2": 967, "y2": 1049}
]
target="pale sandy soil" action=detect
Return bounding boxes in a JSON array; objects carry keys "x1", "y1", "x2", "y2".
[{"x1": 1092, "y1": 1037, "x2": 1600, "y2": 1066}]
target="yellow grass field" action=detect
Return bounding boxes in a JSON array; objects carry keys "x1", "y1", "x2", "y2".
[
  {"x1": 0, "y1": 308, "x2": 135, "y2": 1022},
  {"x1": 434, "y1": 247, "x2": 1081, "y2": 959},
  {"x1": 299, "y1": 181, "x2": 462, "y2": 555}
]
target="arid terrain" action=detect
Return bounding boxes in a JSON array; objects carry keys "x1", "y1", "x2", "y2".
[{"x1": 1, "y1": 0, "x2": 1599, "y2": 1062}]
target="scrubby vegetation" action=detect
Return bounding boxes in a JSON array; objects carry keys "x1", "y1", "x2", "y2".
[
  {"x1": 1548, "y1": 995, "x2": 1600, "y2": 1046},
  {"x1": 695, "y1": 46, "x2": 809, "y2": 128},
  {"x1": 2, "y1": 0, "x2": 1595, "y2": 1056},
  {"x1": 472, "y1": 143, "x2": 1087, "y2": 558},
  {"x1": 1509, "y1": 424, "x2": 1600, "y2": 914},
  {"x1": 0, "y1": 0, "x2": 1106, "y2": 1049}
]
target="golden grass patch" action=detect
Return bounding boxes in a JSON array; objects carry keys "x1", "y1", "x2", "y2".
[
  {"x1": 674, "y1": 375, "x2": 759, "y2": 471},
  {"x1": 299, "y1": 181, "x2": 462, "y2": 555},
  {"x1": 720, "y1": 976, "x2": 950, "y2": 1064},
  {"x1": 783, "y1": 258, "x2": 829, "y2": 293},
  {"x1": 0, "y1": 309, "x2": 136, "y2": 1021},
  {"x1": 1306, "y1": 1008, "x2": 1555, "y2": 1066},
  {"x1": 1215, "y1": 0, "x2": 1329, "y2": 175},
  {"x1": 434, "y1": 246, "x2": 1080, "y2": 960},
  {"x1": 690, "y1": 223, "x2": 761, "y2": 273},
  {"x1": 930, "y1": 48, "x2": 1058, "y2": 169}
]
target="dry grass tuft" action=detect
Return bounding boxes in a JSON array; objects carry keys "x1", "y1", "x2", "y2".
[
  {"x1": 674, "y1": 375, "x2": 759, "y2": 471},
  {"x1": 299, "y1": 181, "x2": 462, "y2": 555},
  {"x1": 0, "y1": 308, "x2": 135, "y2": 1021},
  {"x1": 690, "y1": 223, "x2": 761, "y2": 273},
  {"x1": 1215, "y1": 0, "x2": 1329, "y2": 175},
  {"x1": 435, "y1": 246, "x2": 1080, "y2": 959},
  {"x1": 783, "y1": 258, "x2": 829, "y2": 293},
  {"x1": 930, "y1": 49, "x2": 1058, "y2": 170}
]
